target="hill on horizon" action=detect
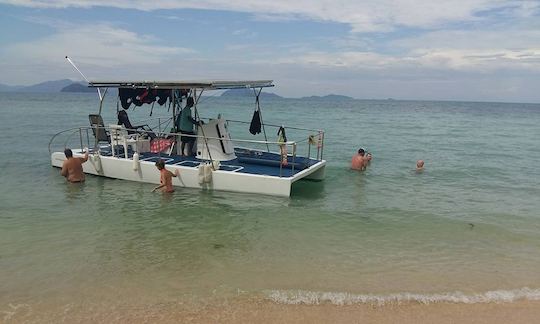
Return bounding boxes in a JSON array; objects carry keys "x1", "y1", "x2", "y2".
[
  {"x1": 220, "y1": 88, "x2": 282, "y2": 99},
  {"x1": 61, "y1": 82, "x2": 95, "y2": 93},
  {"x1": 0, "y1": 79, "x2": 77, "y2": 93},
  {"x1": 300, "y1": 94, "x2": 354, "y2": 100}
]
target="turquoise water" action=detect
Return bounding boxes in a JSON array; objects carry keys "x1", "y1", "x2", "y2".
[{"x1": 1, "y1": 93, "x2": 540, "y2": 313}]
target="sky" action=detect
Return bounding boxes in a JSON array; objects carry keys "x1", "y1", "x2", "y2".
[{"x1": 0, "y1": 0, "x2": 539, "y2": 102}]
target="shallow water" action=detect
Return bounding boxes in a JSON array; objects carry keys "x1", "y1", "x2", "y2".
[{"x1": 1, "y1": 93, "x2": 540, "y2": 316}]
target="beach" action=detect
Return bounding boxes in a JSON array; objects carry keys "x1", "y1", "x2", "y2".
[
  {"x1": 4, "y1": 297, "x2": 540, "y2": 323},
  {"x1": 1, "y1": 93, "x2": 540, "y2": 322}
]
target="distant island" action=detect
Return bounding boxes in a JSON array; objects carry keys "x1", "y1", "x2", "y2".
[
  {"x1": 300, "y1": 94, "x2": 354, "y2": 100},
  {"x1": 0, "y1": 79, "x2": 76, "y2": 93},
  {"x1": 220, "y1": 89, "x2": 283, "y2": 99},
  {"x1": 220, "y1": 89, "x2": 353, "y2": 100},
  {"x1": 0, "y1": 79, "x2": 356, "y2": 99},
  {"x1": 61, "y1": 83, "x2": 95, "y2": 93}
]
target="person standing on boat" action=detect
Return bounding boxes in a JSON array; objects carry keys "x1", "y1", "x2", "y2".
[
  {"x1": 61, "y1": 148, "x2": 89, "y2": 183},
  {"x1": 152, "y1": 159, "x2": 180, "y2": 193},
  {"x1": 351, "y1": 148, "x2": 368, "y2": 171},
  {"x1": 177, "y1": 96, "x2": 201, "y2": 156}
]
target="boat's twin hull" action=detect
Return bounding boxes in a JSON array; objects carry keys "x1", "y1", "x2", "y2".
[{"x1": 51, "y1": 152, "x2": 326, "y2": 197}]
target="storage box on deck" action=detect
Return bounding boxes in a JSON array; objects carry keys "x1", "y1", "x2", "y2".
[{"x1": 135, "y1": 139, "x2": 150, "y2": 153}]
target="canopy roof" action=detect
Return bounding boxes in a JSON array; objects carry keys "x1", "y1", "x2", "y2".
[{"x1": 89, "y1": 80, "x2": 274, "y2": 90}]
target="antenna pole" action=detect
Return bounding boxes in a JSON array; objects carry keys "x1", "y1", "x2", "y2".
[{"x1": 65, "y1": 56, "x2": 103, "y2": 100}]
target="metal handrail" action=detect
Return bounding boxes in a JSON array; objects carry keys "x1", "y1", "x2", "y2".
[
  {"x1": 48, "y1": 127, "x2": 86, "y2": 154},
  {"x1": 49, "y1": 124, "x2": 324, "y2": 171},
  {"x1": 52, "y1": 125, "x2": 302, "y2": 146},
  {"x1": 211, "y1": 118, "x2": 323, "y2": 133}
]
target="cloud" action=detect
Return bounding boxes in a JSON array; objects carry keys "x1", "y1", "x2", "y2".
[
  {"x1": 1, "y1": 0, "x2": 539, "y2": 101},
  {"x1": 1, "y1": 23, "x2": 192, "y2": 66},
  {"x1": 0, "y1": 20, "x2": 194, "y2": 83},
  {"x1": 2, "y1": 0, "x2": 538, "y2": 32},
  {"x1": 279, "y1": 47, "x2": 540, "y2": 73},
  {"x1": 231, "y1": 28, "x2": 258, "y2": 38}
]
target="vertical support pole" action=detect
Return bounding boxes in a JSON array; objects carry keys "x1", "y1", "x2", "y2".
[
  {"x1": 111, "y1": 127, "x2": 115, "y2": 157},
  {"x1": 316, "y1": 132, "x2": 321, "y2": 160},
  {"x1": 158, "y1": 117, "x2": 161, "y2": 159},
  {"x1": 96, "y1": 88, "x2": 109, "y2": 153},
  {"x1": 86, "y1": 128, "x2": 90, "y2": 150},
  {"x1": 97, "y1": 88, "x2": 108, "y2": 116},
  {"x1": 308, "y1": 137, "x2": 311, "y2": 159},
  {"x1": 171, "y1": 89, "x2": 177, "y2": 154},
  {"x1": 193, "y1": 89, "x2": 215, "y2": 169},
  {"x1": 320, "y1": 131, "x2": 325, "y2": 160},
  {"x1": 279, "y1": 154, "x2": 283, "y2": 177},
  {"x1": 292, "y1": 142, "x2": 296, "y2": 174},
  {"x1": 79, "y1": 128, "x2": 83, "y2": 153}
]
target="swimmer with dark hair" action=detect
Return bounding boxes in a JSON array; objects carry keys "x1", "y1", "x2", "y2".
[{"x1": 351, "y1": 148, "x2": 367, "y2": 171}]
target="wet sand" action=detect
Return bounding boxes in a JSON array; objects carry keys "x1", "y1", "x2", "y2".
[{"x1": 4, "y1": 298, "x2": 540, "y2": 323}]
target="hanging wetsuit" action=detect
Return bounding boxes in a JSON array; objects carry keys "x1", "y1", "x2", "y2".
[
  {"x1": 249, "y1": 110, "x2": 262, "y2": 135},
  {"x1": 119, "y1": 88, "x2": 136, "y2": 109}
]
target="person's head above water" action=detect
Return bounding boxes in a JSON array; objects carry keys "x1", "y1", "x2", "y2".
[
  {"x1": 155, "y1": 159, "x2": 165, "y2": 170},
  {"x1": 357, "y1": 148, "x2": 365, "y2": 156},
  {"x1": 64, "y1": 148, "x2": 73, "y2": 158},
  {"x1": 366, "y1": 152, "x2": 372, "y2": 161},
  {"x1": 416, "y1": 160, "x2": 424, "y2": 168}
]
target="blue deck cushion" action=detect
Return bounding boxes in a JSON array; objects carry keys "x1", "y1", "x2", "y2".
[{"x1": 136, "y1": 151, "x2": 317, "y2": 177}]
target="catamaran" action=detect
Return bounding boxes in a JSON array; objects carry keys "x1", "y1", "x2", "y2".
[{"x1": 49, "y1": 77, "x2": 326, "y2": 197}]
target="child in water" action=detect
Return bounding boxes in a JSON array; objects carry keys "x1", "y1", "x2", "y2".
[{"x1": 152, "y1": 159, "x2": 180, "y2": 193}]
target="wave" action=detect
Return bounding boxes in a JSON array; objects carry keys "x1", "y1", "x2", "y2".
[{"x1": 264, "y1": 287, "x2": 540, "y2": 305}]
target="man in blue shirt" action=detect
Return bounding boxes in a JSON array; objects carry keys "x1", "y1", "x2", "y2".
[{"x1": 177, "y1": 96, "x2": 200, "y2": 156}]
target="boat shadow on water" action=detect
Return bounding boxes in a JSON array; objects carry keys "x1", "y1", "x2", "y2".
[{"x1": 290, "y1": 179, "x2": 325, "y2": 200}]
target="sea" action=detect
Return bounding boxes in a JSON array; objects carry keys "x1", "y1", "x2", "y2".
[{"x1": 1, "y1": 92, "x2": 540, "y2": 321}]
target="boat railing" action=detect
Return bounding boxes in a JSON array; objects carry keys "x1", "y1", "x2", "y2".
[
  {"x1": 203, "y1": 117, "x2": 325, "y2": 161},
  {"x1": 49, "y1": 124, "x2": 325, "y2": 176},
  {"x1": 219, "y1": 118, "x2": 323, "y2": 133}
]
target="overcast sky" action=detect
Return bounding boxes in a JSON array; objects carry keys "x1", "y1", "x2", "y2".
[{"x1": 0, "y1": 0, "x2": 539, "y2": 102}]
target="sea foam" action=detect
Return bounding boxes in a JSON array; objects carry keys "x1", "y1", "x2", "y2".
[{"x1": 265, "y1": 288, "x2": 540, "y2": 305}]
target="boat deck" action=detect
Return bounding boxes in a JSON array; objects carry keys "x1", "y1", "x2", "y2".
[{"x1": 93, "y1": 146, "x2": 320, "y2": 178}]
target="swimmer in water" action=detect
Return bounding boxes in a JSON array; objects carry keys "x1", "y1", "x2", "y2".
[
  {"x1": 152, "y1": 159, "x2": 180, "y2": 193},
  {"x1": 351, "y1": 148, "x2": 367, "y2": 171},
  {"x1": 416, "y1": 160, "x2": 424, "y2": 172}
]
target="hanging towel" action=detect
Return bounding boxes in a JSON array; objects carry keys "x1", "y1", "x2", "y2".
[
  {"x1": 277, "y1": 126, "x2": 287, "y2": 143},
  {"x1": 249, "y1": 110, "x2": 262, "y2": 135}
]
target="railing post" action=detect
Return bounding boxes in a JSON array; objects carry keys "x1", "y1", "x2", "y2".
[
  {"x1": 86, "y1": 128, "x2": 90, "y2": 151},
  {"x1": 292, "y1": 142, "x2": 296, "y2": 174},
  {"x1": 320, "y1": 132, "x2": 325, "y2": 160},
  {"x1": 158, "y1": 118, "x2": 161, "y2": 158},
  {"x1": 279, "y1": 146, "x2": 283, "y2": 177},
  {"x1": 316, "y1": 132, "x2": 321, "y2": 160},
  {"x1": 79, "y1": 128, "x2": 83, "y2": 153}
]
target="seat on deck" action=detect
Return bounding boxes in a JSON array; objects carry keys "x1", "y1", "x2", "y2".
[
  {"x1": 117, "y1": 110, "x2": 156, "y2": 139},
  {"x1": 89, "y1": 114, "x2": 110, "y2": 144},
  {"x1": 109, "y1": 124, "x2": 140, "y2": 158}
]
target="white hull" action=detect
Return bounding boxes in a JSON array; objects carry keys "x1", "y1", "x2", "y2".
[{"x1": 51, "y1": 152, "x2": 326, "y2": 197}]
